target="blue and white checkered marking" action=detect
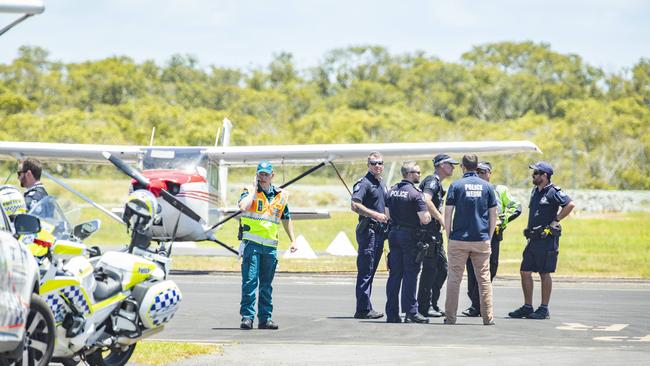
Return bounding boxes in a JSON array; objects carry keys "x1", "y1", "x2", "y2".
[
  {"x1": 44, "y1": 286, "x2": 90, "y2": 322},
  {"x1": 149, "y1": 288, "x2": 182, "y2": 326}
]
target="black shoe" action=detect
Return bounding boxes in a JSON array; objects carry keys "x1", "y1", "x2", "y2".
[
  {"x1": 462, "y1": 306, "x2": 481, "y2": 317},
  {"x1": 427, "y1": 306, "x2": 445, "y2": 317},
  {"x1": 508, "y1": 305, "x2": 534, "y2": 318},
  {"x1": 386, "y1": 317, "x2": 402, "y2": 323},
  {"x1": 405, "y1": 313, "x2": 430, "y2": 324},
  {"x1": 528, "y1": 307, "x2": 550, "y2": 320},
  {"x1": 240, "y1": 318, "x2": 253, "y2": 330},
  {"x1": 258, "y1": 320, "x2": 279, "y2": 329},
  {"x1": 354, "y1": 310, "x2": 384, "y2": 319}
]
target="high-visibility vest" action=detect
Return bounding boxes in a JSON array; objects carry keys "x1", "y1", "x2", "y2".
[
  {"x1": 240, "y1": 189, "x2": 288, "y2": 248},
  {"x1": 495, "y1": 184, "x2": 519, "y2": 228}
]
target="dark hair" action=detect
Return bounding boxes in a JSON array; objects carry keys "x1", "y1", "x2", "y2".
[
  {"x1": 20, "y1": 158, "x2": 43, "y2": 180},
  {"x1": 461, "y1": 154, "x2": 478, "y2": 171}
]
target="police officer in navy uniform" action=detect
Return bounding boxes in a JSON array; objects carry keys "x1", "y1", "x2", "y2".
[
  {"x1": 509, "y1": 162, "x2": 575, "y2": 320},
  {"x1": 351, "y1": 152, "x2": 388, "y2": 319},
  {"x1": 17, "y1": 158, "x2": 49, "y2": 211},
  {"x1": 416, "y1": 154, "x2": 458, "y2": 318},
  {"x1": 385, "y1": 161, "x2": 431, "y2": 324}
]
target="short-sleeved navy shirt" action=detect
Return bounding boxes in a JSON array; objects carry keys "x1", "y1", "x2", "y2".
[
  {"x1": 527, "y1": 184, "x2": 571, "y2": 229},
  {"x1": 352, "y1": 172, "x2": 387, "y2": 221},
  {"x1": 386, "y1": 180, "x2": 427, "y2": 228},
  {"x1": 446, "y1": 172, "x2": 497, "y2": 241},
  {"x1": 419, "y1": 174, "x2": 445, "y2": 231},
  {"x1": 24, "y1": 182, "x2": 48, "y2": 212}
]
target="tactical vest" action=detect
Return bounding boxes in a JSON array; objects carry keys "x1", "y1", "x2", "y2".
[{"x1": 240, "y1": 189, "x2": 287, "y2": 248}]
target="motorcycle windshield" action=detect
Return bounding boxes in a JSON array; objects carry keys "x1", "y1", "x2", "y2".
[{"x1": 28, "y1": 196, "x2": 74, "y2": 240}]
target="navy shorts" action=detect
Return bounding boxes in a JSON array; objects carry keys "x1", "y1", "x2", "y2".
[{"x1": 520, "y1": 237, "x2": 559, "y2": 273}]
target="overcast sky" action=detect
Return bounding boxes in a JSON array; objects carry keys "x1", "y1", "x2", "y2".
[{"x1": 1, "y1": 0, "x2": 648, "y2": 72}]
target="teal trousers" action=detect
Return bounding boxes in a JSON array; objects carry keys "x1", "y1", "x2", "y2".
[{"x1": 240, "y1": 241, "x2": 278, "y2": 322}]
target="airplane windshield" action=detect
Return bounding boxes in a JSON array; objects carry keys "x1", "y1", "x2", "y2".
[{"x1": 142, "y1": 148, "x2": 208, "y2": 173}]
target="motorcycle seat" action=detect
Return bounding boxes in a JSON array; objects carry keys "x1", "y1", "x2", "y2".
[{"x1": 94, "y1": 277, "x2": 122, "y2": 302}]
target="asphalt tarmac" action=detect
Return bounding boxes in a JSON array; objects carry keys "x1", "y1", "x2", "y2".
[{"x1": 148, "y1": 273, "x2": 650, "y2": 365}]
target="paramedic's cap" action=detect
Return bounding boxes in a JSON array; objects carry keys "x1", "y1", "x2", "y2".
[
  {"x1": 257, "y1": 161, "x2": 273, "y2": 174},
  {"x1": 529, "y1": 161, "x2": 553, "y2": 176},
  {"x1": 477, "y1": 161, "x2": 492, "y2": 172},
  {"x1": 433, "y1": 154, "x2": 459, "y2": 166}
]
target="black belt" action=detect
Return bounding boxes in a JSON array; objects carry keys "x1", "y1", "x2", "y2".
[{"x1": 392, "y1": 224, "x2": 419, "y2": 231}]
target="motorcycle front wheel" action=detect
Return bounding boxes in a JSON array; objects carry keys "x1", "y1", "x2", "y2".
[{"x1": 86, "y1": 344, "x2": 136, "y2": 366}]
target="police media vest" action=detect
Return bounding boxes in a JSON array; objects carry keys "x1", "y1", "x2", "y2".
[{"x1": 240, "y1": 189, "x2": 288, "y2": 248}]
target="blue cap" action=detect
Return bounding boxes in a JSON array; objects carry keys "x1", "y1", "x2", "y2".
[
  {"x1": 257, "y1": 160, "x2": 273, "y2": 174},
  {"x1": 529, "y1": 161, "x2": 553, "y2": 176},
  {"x1": 433, "y1": 154, "x2": 459, "y2": 166},
  {"x1": 477, "y1": 161, "x2": 492, "y2": 172}
]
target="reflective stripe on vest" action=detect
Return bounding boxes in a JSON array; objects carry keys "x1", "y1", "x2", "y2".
[{"x1": 240, "y1": 189, "x2": 287, "y2": 248}]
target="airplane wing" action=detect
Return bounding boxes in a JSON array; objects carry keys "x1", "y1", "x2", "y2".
[
  {"x1": 204, "y1": 141, "x2": 541, "y2": 166},
  {"x1": 0, "y1": 140, "x2": 540, "y2": 166}
]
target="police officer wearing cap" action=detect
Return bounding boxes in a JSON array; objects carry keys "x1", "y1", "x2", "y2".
[
  {"x1": 351, "y1": 152, "x2": 388, "y2": 319},
  {"x1": 509, "y1": 162, "x2": 575, "y2": 320},
  {"x1": 416, "y1": 153, "x2": 458, "y2": 318},
  {"x1": 17, "y1": 158, "x2": 48, "y2": 212},
  {"x1": 463, "y1": 161, "x2": 522, "y2": 317},
  {"x1": 385, "y1": 161, "x2": 431, "y2": 324},
  {"x1": 238, "y1": 160, "x2": 297, "y2": 330}
]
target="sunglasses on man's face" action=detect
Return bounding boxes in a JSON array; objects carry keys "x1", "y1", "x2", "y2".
[
  {"x1": 368, "y1": 161, "x2": 384, "y2": 166},
  {"x1": 409, "y1": 170, "x2": 421, "y2": 174},
  {"x1": 477, "y1": 170, "x2": 488, "y2": 174},
  {"x1": 16, "y1": 170, "x2": 26, "y2": 177},
  {"x1": 532, "y1": 170, "x2": 544, "y2": 176}
]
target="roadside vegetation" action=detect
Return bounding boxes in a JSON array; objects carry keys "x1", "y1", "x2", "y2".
[
  {"x1": 1, "y1": 41, "x2": 649, "y2": 189},
  {"x1": 129, "y1": 341, "x2": 221, "y2": 366},
  {"x1": 172, "y1": 211, "x2": 650, "y2": 279}
]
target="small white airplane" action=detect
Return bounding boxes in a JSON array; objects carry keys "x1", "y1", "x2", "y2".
[{"x1": 0, "y1": 119, "x2": 540, "y2": 250}]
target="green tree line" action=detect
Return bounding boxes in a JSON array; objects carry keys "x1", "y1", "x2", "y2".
[{"x1": 1, "y1": 41, "x2": 649, "y2": 189}]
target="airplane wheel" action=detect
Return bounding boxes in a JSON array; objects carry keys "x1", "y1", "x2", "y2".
[
  {"x1": 86, "y1": 344, "x2": 136, "y2": 366},
  {"x1": 11, "y1": 294, "x2": 55, "y2": 366}
]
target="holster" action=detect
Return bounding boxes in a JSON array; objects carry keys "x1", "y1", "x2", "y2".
[
  {"x1": 357, "y1": 217, "x2": 370, "y2": 233},
  {"x1": 524, "y1": 225, "x2": 561, "y2": 240}
]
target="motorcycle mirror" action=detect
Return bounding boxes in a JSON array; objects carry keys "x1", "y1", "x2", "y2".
[
  {"x1": 13, "y1": 214, "x2": 41, "y2": 235},
  {"x1": 73, "y1": 219, "x2": 101, "y2": 240}
]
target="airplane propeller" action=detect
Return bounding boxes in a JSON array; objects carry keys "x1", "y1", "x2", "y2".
[{"x1": 102, "y1": 152, "x2": 202, "y2": 223}]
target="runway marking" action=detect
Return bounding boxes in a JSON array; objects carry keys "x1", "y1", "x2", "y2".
[
  {"x1": 594, "y1": 335, "x2": 650, "y2": 342},
  {"x1": 593, "y1": 336, "x2": 627, "y2": 342},
  {"x1": 593, "y1": 324, "x2": 629, "y2": 332},
  {"x1": 556, "y1": 323, "x2": 628, "y2": 332},
  {"x1": 628, "y1": 335, "x2": 650, "y2": 342}
]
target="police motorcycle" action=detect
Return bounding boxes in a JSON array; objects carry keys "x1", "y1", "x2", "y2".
[{"x1": 25, "y1": 191, "x2": 182, "y2": 366}]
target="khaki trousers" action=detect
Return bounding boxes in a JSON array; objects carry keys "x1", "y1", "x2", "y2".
[{"x1": 445, "y1": 240, "x2": 493, "y2": 324}]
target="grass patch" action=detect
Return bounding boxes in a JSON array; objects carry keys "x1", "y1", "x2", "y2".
[
  {"x1": 177, "y1": 212, "x2": 650, "y2": 279},
  {"x1": 129, "y1": 341, "x2": 221, "y2": 366},
  {"x1": 16, "y1": 176, "x2": 649, "y2": 278}
]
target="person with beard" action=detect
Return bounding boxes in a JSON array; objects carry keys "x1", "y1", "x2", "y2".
[
  {"x1": 508, "y1": 162, "x2": 575, "y2": 320},
  {"x1": 17, "y1": 158, "x2": 48, "y2": 211},
  {"x1": 384, "y1": 161, "x2": 431, "y2": 324}
]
